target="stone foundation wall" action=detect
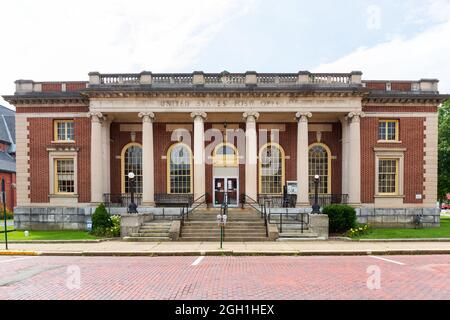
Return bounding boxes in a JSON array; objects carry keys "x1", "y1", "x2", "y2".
[
  {"x1": 14, "y1": 207, "x2": 92, "y2": 230},
  {"x1": 358, "y1": 207, "x2": 440, "y2": 228}
]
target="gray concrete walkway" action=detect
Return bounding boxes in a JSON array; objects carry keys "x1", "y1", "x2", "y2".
[{"x1": 1, "y1": 240, "x2": 449, "y2": 256}]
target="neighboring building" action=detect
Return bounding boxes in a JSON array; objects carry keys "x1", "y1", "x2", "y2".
[
  {"x1": 0, "y1": 105, "x2": 16, "y2": 211},
  {"x1": 3, "y1": 71, "x2": 448, "y2": 231}
]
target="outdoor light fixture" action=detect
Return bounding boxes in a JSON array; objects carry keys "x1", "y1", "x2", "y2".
[
  {"x1": 128, "y1": 172, "x2": 138, "y2": 213},
  {"x1": 311, "y1": 175, "x2": 321, "y2": 214}
]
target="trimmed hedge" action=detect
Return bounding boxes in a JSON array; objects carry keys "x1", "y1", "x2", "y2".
[
  {"x1": 91, "y1": 203, "x2": 113, "y2": 235},
  {"x1": 322, "y1": 204, "x2": 357, "y2": 233}
]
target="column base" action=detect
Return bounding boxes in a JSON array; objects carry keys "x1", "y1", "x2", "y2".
[
  {"x1": 347, "y1": 202, "x2": 362, "y2": 208},
  {"x1": 296, "y1": 202, "x2": 310, "y2": 208},
  {"x1": 141, "y1": 202, "x2": 155, "y2": 207}
]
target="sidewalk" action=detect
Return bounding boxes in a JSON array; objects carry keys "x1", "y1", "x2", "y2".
[{"x1": 1, "y1": 240, "x2": 450, "y2": 256}]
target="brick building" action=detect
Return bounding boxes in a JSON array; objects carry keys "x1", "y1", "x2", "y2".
[
  {"x1": 3, "y1": 71, "x2": 448, "y2": 232},
  {"x1": 0, "y1": 105, "x2": 16, "y2": 211}
]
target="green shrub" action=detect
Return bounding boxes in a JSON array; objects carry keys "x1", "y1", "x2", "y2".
[
  {"x1": 322, "y1": 204, "x2": 357, "y2": 234},
  {"x1": 91, "y1": 203, "x2": 113, "y2": 236},
  {"x1": 108, "y1": 215, "x2": 121, "y2": 237},
  {"x1": 2, "y1": 208, "x2": 13, "y2": 220}
]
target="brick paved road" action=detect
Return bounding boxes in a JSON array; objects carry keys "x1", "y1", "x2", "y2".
[{"x1": 0, "y1": 255, "x2": 448, "y2": 300}]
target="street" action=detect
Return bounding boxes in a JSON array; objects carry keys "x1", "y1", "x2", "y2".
[{"x1": 0, "y1": 255, "x2": 449, "y2": 300}]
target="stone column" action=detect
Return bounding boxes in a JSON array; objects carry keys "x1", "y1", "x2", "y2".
[
  {"x1": 340, "y1": 116, "x2": 349, "y2": 196},
  {"x1": 243, "y1": 112, "x2": 260, "y2": 201},
  {"x1": 101, "y1": 116, "x2": 112, "y2": 195},
  {"x1": 139, "y1": 112, "x2": 156, "y2": 206},
  {"x1": 191, "y1": 112, "x2": 207, "y2": 200},
  {"x1": 295, "y1": 112, "x2": 312, "y2": 207},
  {"x1": 88, "y1": 112, "x2": 104, "y2": 204},
  {"x1": 347, "y1": 111, "x2": 365, "y2": 205}
]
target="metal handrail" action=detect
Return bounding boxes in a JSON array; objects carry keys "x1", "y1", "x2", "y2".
[
  {"x1": 180, "y1": 193, "x2": 209, "y2": 225},
  {"x1": 268, "y1": 209, "x2": 310, "y2": 234},
  {"x1": 241, "y1": 194, "x2": 269, "y2": 237}
]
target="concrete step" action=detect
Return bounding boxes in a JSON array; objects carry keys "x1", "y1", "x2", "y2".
[
  {"x1": 132, "y1": 232, "x2": 171, "y2": 237},
  {"x1": 279, "y1": 232, "x2": 318, "y2": 238},
  {"x1": 123, "y1": 236, "x2": 171, "y2": 242},
  {"x1": 179, "y1": 236, "x2": 269, "y2": 242},
  {"x1": 181, "y1": 227, "x2": 266, "y2": 232},
  {"x1": 141, "y1": 223, "x2": 172, "y2": 227},
  {"x1": 181, "y1": 231, "x2": 267, "y2": 237},
  {"x1": 139, "y1": 226, "x2": 170, "y2": 231}
]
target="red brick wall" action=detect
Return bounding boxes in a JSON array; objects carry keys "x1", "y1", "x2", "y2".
[
  {"x1": 307, "y1": 123, "x2": 342, "y2": 195},
  {"x1": 28, "y1": 117, "x2": 91, "y2": 203},
  {"x1": 0, "y1": 172, "x2": 16, "y2": 210},
  {"x1": 41, "y1": 83, "x2": 62, "y2": 92},
  {"x1": 360, "y1": 117, "x2": 425, "y2": 204},
  {"x1": 16, "y1": 106, "x2": 89, "y2": 113},
  {"x1": 391, "y1": 82, "x2": 412, "y2": 91},
  {"x1": 110, "y1": 123, "x2": 143, "y2": 195},
  {"x1": 363, "y1": 105, "x2": 437, "y2": 113}
]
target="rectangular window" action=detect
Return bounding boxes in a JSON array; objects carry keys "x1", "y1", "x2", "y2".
[
  {"x1": 378, "y1": 120, "x2": 399, "y2": 141},
  {"x1": 54, "y1": 120, "x2": 75, "y2": 142},
  {"x1": 54, "y1": 159, "x2": 75, "y2": 194},
  {"x1": 378, "y1": 159, "x2": 398, "y2": 194}
]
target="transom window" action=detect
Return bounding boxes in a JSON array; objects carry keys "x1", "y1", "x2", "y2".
[
  {"x1": 167, "y1": 143, "x2": 192, "y2": 194},
  {"x1": 378, "y1": 120, "x2": 399, "y2": 141},
  {"x1": 259, "y1": 143, "x2": 285, "y2": 195},
  {"x1": 54, "y1": 159, "x2": 75, "y2": 194},
  {"x1": 213, "y1": 143, "x2": 239, "y2": 167},
  {"x1": 121, "y1": 143, "x2": 143, "y2": 193},
  {"x1": 309, "y1": 144, "x2": 331, "y2": 194},
  {"x1": 378, "y1": 158, "x2": 398, "y2": 194},
  {"x1": 54, "y1": 120, "x2": 74, "y2": 142}
]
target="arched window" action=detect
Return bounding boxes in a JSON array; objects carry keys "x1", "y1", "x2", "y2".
[
  {"x1": 259, "y1": 143, "x2": 285, "y2": 195},
  {"x1": 213, "y1": 143, "x2": 239, "y2": 167},
  {"x1": 167, "y1": 143, "x2": 192, "y2": 194},
  {"x1": 308, "y1": 143, "x2": 331, "y2": 194},
  {"x1": 121, "y1": 143, "x2": 143, "y2": 193}
]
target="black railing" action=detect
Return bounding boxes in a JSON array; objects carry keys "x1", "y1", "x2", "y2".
[
  {"x1": 155, "y1": 194, "x2": 194, "y2": 207},
  {"x1": 103, "y1": 193, "x2": 143, "y2": 208},
  {"x1": 180, "y1": 193, "x2": 209, "y2": 226},
  {"x1": 241, "y1": 194, "x2": 269, "y2": 237},
  {"x1": 257, "y1": 194, "x2": 349, "y2": 208},
  {"x1": 268, "y1": 209, "x2": 309, "y2": 234},
  {"x1": 258, "y1": 195, "x2": 296, "y2": 208},
  {"x1": 308, "y1": 194, "x2": 348, "y2": 206}
]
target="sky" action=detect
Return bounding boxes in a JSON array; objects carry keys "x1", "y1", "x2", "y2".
[{"x1": 1, "y1": 0, "x2": 450, "y2": 108}]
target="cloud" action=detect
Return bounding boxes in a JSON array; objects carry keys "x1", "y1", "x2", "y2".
[
  {"x1": 0, "y1": 0, "x2": 254, "y2": 108},
  {"x1": 313, "y1": 20, "x2": 450, "y2": 94}
]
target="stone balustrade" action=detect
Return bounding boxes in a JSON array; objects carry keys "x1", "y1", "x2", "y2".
[{"x1": 14, "y1": 71, "x2": 440, "y2": 94}]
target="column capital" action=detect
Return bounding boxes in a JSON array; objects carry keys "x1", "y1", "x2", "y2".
[
  {"x1": 295, "y1": 112, "x2": 312, "y2": 122},
  {"x1": 190, "y1": 111, "x2": 207, "y2": 120},
  {"x1": 87, "y1": 111, "x2": 103, "y2": 123},
  {"x1": 243, "y1": 111, "x2": 260, "y2": 121},
  {"x1": 347, "y1": 111, "x2": 366, "y2": 122},
  {"x1": 138, "y1": 112, "x2": 155, "y2": 122}
]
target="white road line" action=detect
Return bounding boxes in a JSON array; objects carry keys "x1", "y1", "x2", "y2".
[
  {"x1": 191, "y1": 256, "x2": 205, "y2": 266},
  {"x1": 0, "y1": 257, "x2": 35, "y2": 264},
  {"x1": 369, "y1": 255, "x2": 405, "y2": 266}
]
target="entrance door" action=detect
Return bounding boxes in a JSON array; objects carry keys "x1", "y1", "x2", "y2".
[{"x1": 213, "y1": 177, "x2": 239, "y2": 207}]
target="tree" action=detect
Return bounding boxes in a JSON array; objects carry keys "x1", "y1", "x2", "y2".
[{"x1": 438, "y1": 99, "x2": 450, "y2": 204}]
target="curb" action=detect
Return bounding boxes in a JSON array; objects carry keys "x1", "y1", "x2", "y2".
[{"x1": 2, "y1": 249, "x2": 450, "y2": 257}]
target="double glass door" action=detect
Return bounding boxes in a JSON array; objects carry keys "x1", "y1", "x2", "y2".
[{"x1": 213, "y1": 177, "x2": 238, "y2": 207}]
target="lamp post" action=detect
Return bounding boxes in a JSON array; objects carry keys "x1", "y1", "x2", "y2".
[
  {"x1": 311, "y1": 174, "x2": 321, "y2": 214},
  {"x1": 128, "y1": 172, "x2": 138, "y2": 214}
]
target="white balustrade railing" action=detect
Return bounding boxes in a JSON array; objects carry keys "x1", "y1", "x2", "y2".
[{"x1": 93, "y1": 72, "x2": 357, "y2": 86}]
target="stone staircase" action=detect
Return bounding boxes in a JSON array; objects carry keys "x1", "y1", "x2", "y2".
[
  {"x1": 180, "y1": 208, "x2": 269, "y2": 242},
  {"x1": 123, "y1": 221, "x2": 172, "y2": 242},
  {"x1": 268, "y1": 214, "x2": 319, "y2": 240}
]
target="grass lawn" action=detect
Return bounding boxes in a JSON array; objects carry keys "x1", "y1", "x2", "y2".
[
  {"x1": 0, "y1": 230, "x2": 101, "y2": 241},
  {"x1": 355, "y1": 217, "x2": 450, "y2": 239}
]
